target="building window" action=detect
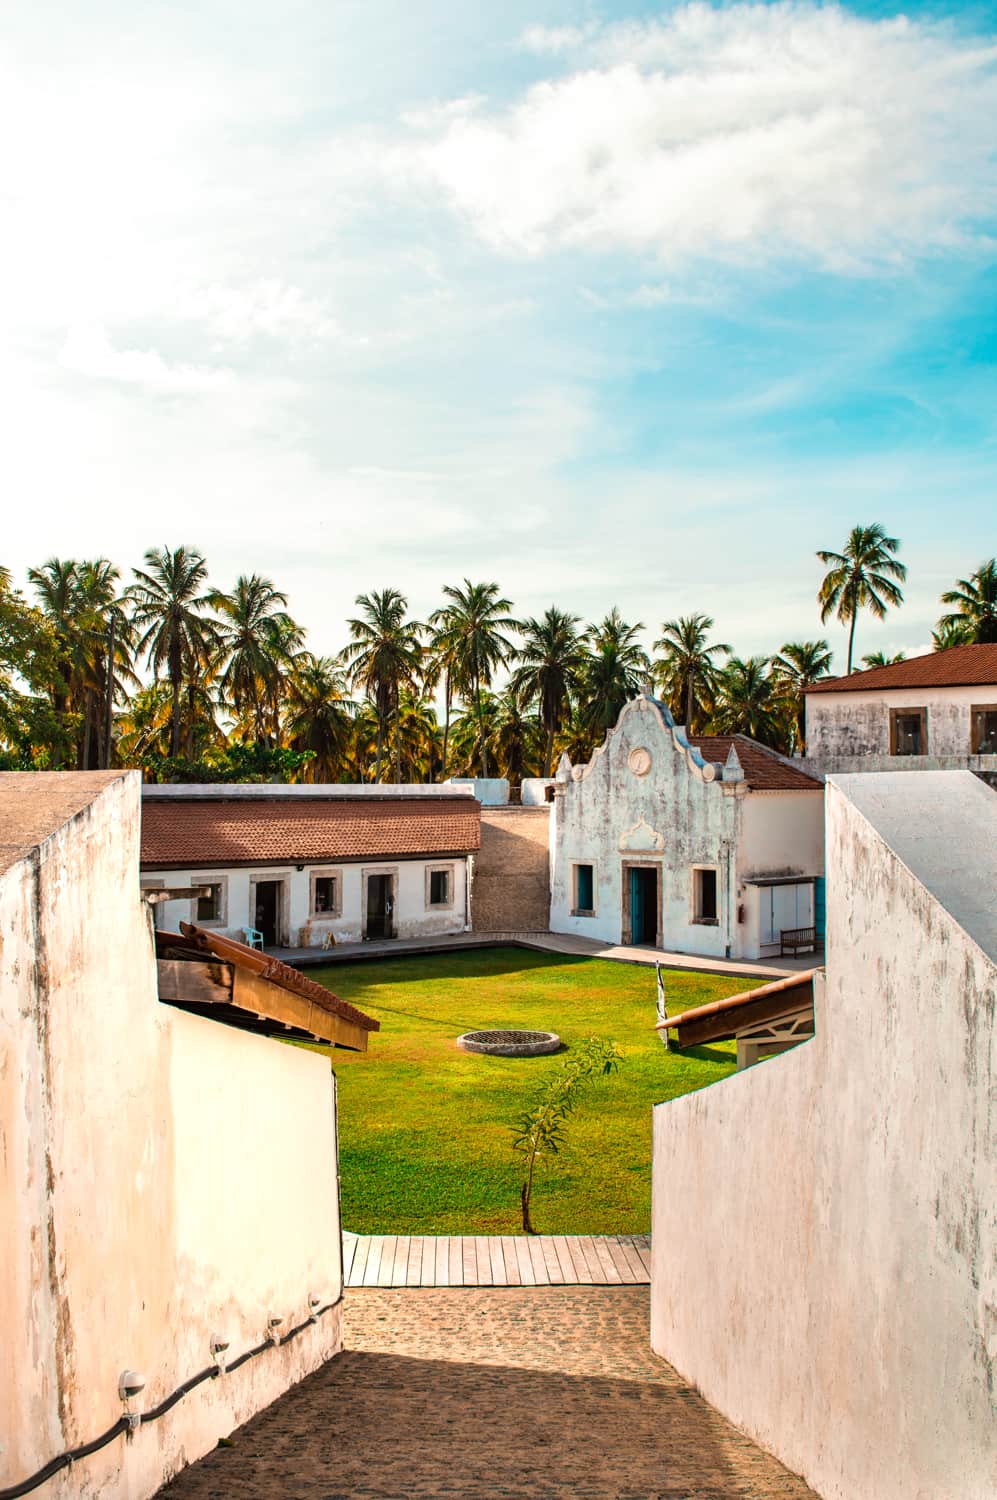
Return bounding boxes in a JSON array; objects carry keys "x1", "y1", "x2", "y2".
[
  {"x1": 692, "y1": 867, "x2": 719, "y2": 925},
  {"x1": 195, "y1": 882, "x2": 224, "y2": 924},
  {"x1": 572, "y1": 863, "x2": 595, "y2": 915},
  {"x1": 313, "y1": 876, "x2": 338, "y2": 914},
  {"x1": 890, "y1": 707, "x2": 927, "y2": 756},
  {"x1": 426, "y1": 864, "x2": 455, "y2": 909},
  {"x1": 971, "y1": 705, "x2": 997, "y2": 755}
]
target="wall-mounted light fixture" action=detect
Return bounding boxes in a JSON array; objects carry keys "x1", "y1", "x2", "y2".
[
  {"x1": 210, "y1": 1333, "x2": 230, "y2": 1371},
  {"x1": 118, "y1": 1369, "x2": 146, "y2": 1435},
  {"x1": 267, "y1": 1314, "x2": 283, "y2": 1344}
]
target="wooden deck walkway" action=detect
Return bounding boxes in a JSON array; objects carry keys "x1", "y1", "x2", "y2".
[{"x1": 343, "y1": 1232, "x2": 650, "y2": 1288}]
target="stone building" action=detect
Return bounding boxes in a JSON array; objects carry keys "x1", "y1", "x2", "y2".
[
  {"x1": 804, "y1": 641, "x2": 997, "y2": 780},
  {"x1": 140, "y1": 783, "x2": 480, "y2": 947},
  {"x1": 549, "y1": 691, "x2": 824, "y2": 961}
]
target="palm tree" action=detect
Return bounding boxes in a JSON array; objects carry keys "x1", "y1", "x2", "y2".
[
  {"x1": 73, "y1": 560, "x2": 137, "y2": 769},
  {"x1": 127, "y1": 546, "x2": 218, "y2": 756},
  {"x1": 437, "y1": 580, "x2": 518, "y2": 777},
  {"x1": 487, "y1": 689, "x2": 543, "y2": 782},
  {"x1": 577, "y1": 609, "x2": 650, "y2": 743},
  {"x1": 709, "y1": 656, "x2": 787, "y2": 749},
  {"x1": 861, "y1": 650, "x2": 906, "y2": 669},
  {"x1": 212, "y1": 575, "x2": 301, "y2": 744},
  {"x1": 425, "y1": 603, "x2": 470, "y2": 781},
  {"x1": 342, "y1": 589, "x2": 423, "y2": 783},
  {"x1": 394, "y1": 692, "x2": 442, "y2": 782},
  {"x1": 28, "y1": 558, "x2": 81, "y2": 749},
  {"x1": 771, "y1": 640, "x2": 832, "y2": 753},
  {"x1": 652, "y1": 614, "x2": 730, "y2": 732},
  {"x1": 938, "y1": 558, "x2": 997, "y2": 645},
  {"x1": 509, "y1": 607, "x2": 586, "y2": 777},
  {"x1": 817, "y1": 524, "x2": 907, "y2": 674},
  {"x1": 932, "y1": 618, "x2": 971, "y2": 651},
  {"x1": 284, "y1": 655, "x2": 356, "y2": 781}
]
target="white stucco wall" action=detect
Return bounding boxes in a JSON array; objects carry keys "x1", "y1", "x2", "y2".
[
  {"x1": 0, "y1": 773, "x2": 344, "y2": 1500},
  {"x1": 650, "y1": 773, "x2": 997, "y2": 1500},
  {"x1": 145, "y1": 855, "x2": 469, "y2": 945},
  {"x1": 805, "y1": 681, "x2": 997, "y2": 768},
  {"x1": 549, "y1": 696, "x2": 823, "y2": 960}
]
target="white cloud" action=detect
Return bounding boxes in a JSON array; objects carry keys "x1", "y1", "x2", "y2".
[
  {"x1": 518, "y1": 23, "x2": 599, "y2": 55},
  {"x1": 59, "y1": 322, "x2": 231, "y2": 393},
  {"x1": 417, "y1": 4, "x2": 997, "y2": 267},
  {"x1": 178, "y1": 280, "x2": 339, "y2": 344}
]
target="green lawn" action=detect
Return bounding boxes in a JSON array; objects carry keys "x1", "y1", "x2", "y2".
[{"x1": 305, "y1": 947, "x2": 738, "y2": 1236}]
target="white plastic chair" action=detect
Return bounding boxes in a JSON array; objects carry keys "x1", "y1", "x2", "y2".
[{"x1": 243, "y1": 926, "x2": 265, "y2": 951}]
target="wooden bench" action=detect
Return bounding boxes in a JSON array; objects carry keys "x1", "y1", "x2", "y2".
[{"x1": 780, "y1": 926, "x2": 817, "y2": 956}]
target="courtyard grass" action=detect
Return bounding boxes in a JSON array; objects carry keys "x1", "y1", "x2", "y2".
[{"x1": 307, "y1": 946, "x2": 738, "y2": 1236}]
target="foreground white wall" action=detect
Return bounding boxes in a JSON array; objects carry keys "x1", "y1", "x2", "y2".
[
  {"x1": 0, "y1": 773, "x2": 343, "y2": 1500},
  {"x1": 651, "y1": 774, "x2": 997, "y2": 1500}
]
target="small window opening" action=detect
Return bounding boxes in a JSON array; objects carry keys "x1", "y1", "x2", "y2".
[
  {"x1": 196, "y1": 883, "x2": 222, "y2": 923},
  {"x1": 891, "y1": 708, "x2": 927, "y2": 756},
  {"x1": 574, "y1": 863, "x2": 595, "y2": 914},
  {"x1": 971, "y1": 707, "x2": 997, "y2": 755},
  {"x1": 693, "y1": 868, "x2": 718, "y2": 924},
  {"x1": 429, "y1": 869, "x2": 450, "y2": 906},
  {"x1": 314, "y1": 876, "x2": 337, "y2": 914}
]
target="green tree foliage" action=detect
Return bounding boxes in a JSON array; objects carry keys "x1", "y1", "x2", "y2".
[
  {"x1": 128, "y1": 546, "x2": 218, "y2": 757},
  {"x1": 436, "y1": 580, "x2": 518, "y2": 777},
  {"x1": 817, "y1": 524, "x2": 907, "y2": 674},
  {"x1": 771, "y1": 640, "x2": 832, "y2": 753},
  {"x1": 938, "y1": 558, "x2": 997, "y2": 646},
  {"x1": 652, "y1": 614, "x2": 730, "y2": 732},
  {"x1": 510, "y1": 607, "x2": 586, "y2": 777},
  {"x1": 342, "y1": 588, "x2": 423, "y2": 784},
  {"x1": 512, "y1": 1036, "x2": 623, "y2": 1234}
]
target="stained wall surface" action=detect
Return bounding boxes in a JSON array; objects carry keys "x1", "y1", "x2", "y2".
[
  {"x1": 650, "y1": 772, "x2": 997, "y2": 1500},
  {"x1": 470, "y1": 807, "x2": 551, "y2": 931},
  {"x1": 0, "y1": 772, "x2": 343, "y2": 1500},
  {"x1": 805, "y1": 681, "x2": 997, "y2": 774}
]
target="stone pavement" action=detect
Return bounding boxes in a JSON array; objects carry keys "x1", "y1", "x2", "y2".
[{"x1": 157, "y1": 1287, "x2": 817, "y2": 1499}]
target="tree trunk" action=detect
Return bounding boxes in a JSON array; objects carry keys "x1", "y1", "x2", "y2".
[
  {"x1": 81, "y1": 691, "x2": 92, "y2": 770},
  {"x1": 394, "y1": 687, "x2": 401, "y2": 784},
  {"x1": 476, "y1": 678, "x2": 489, "y2": 778},
  {"x1": 846, "y1": 608, "x2": 858, "y2": 675},
  {"x1": 104, "y1": 616, "x2": 115, "y2": 768},
  {"x1": 440, "y1": 676, "x2": 451, "y2": 782},
  {"x1": 170, "y1": 637, "x2": 183, "y2": 757},
  {"x1": 543, "y1": 722, "x2": 554, "y2": 779},
  {"x1": 374, "y1": 713, "x2": 384, "y2": 784},
  {"x1": 520, "y1": 1179, "x2": 536, "y2": 1235},
  {"x1": 686, "y1": 673, "x2": 694, "y2": 732}
]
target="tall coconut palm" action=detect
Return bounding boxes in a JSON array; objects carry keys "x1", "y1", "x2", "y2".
[
  {"x1": 709, "y1": 656, "x2": 787, "y2": 749},
  {"x1": 509, "y1": 607, "x2": 586, "y2": 777},
  {"x1": 861, "y1": 650, "x2": 906, "y2": 669},
  {"x1": 74, "y1": 560, "x2": 137, "y2": 769},
  {"x1": 128, "y1": 546, "x2": 218, "y2": 756},
  {"x1": 771, "y1": 639, "x2": 832, "y2": 753},
  {"x1": 577, "y1": 609, "x2": 651, "y2": 741},
  {"x1": 938, "y1": 558, "x2": 997, "y2": 645},
  {"x1": 394, "y1": 692, "x2": 441, "y2": 782},
  {"x1": 932, "y1": 618, "x2": 971, "y2": 651},
  {"x1": 652, "y1": 614, "x2": 730, "y2": 732},
  {"x1": 211, "y1": 575, "x2": 301, "y2": 744},
  {"x1": 342, "y1": 588, "x2": 423, "y2": 783},
  {"x1": 437, "y1": 580, "x2": 518, "y2": 778},
  {"x1": 27, "y1": 558, "x2": 81, "y2": 739},
  {"x1": 487, "y1": 689, "x2": 543, "y2": 782},
  {"x1": 284, "y1": 655, "x2": 356, "y2": 782},
  {"x1": 817, "y1": 524, "x2": 907, "y2": 674},
  {"x1": 424, "y1": 602, "x2": 470, "y2": 781}
]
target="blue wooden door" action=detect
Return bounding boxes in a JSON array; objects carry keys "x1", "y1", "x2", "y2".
[
  {"x1": 630, "y1": 867, "x2": 644, "y2": 944},
  {"x1": 814, "y1": 877, "x2": 826, "y2": 941}
]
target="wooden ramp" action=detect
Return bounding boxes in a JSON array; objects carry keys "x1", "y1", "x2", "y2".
[{"x1": 343, "y1": 1233, "x2": 650, "y2": 1288}]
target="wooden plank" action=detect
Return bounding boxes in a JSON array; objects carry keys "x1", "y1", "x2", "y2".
[
  {"x1": 501, "y1": 1237, "x2": 522, "y2": 1286},
  {"x1": 611, "y1": 1237, "x2": 646, "y2": 1283},
  {"x1": 435, "y1": 1237, "x2": 451, "y2": 1287},
  {"x1": 591, "y1": 1237, "x2": 623, "y2": 1284},
  {"x1": 576, "y1": 1236, "x2": 604, "y2": 1283},
  {"x1": 474, "y1": 1236, "x2": 491, "y2": 1287},
  {"x1": 606, "y1": 1238, "x2": 639, "y2": 1284},
  {"x1": 448, "y1": 1236, "x2": 464, "y2": 1287},
  {"x1": 350, "y1": 1235, "x2": 371, "y2": 1288},
  {"x1": 157, "y1": 957, "x2": 232, "y2": 1005},
  {"x1": 514, "y1": 1236, "x2": 536, "y2": 1286},
  {"x1": 488, "y1": 1237, "x2": 507, "y2": 1286},
  {"x1": 376, "y1": 1235, "x2": 397, "y2": 1288},
  {"x1": 421, "y1": 1235, "x2": 436, "y2": 1286},
  {"x1": 341, "y1": 1234, "x2": 358, "y2": 1284},
  {"x1": 552, "y1": 1235, "x2": 578, "y2": 1284},
  {"x1": 406, "y1": 1237, "x2": 425, "y2": 1287},
  {"x1": 540, "y1": 1236, "x2": 563, "y2": 1283},
  {"x1": 462, "y1": 1237, "x2": 477, "y2": 1286},
  {"x1": 390, "y1": 1236, "x2": 410, "y2": 1287},
  {"x1": 630, "y1": 1235, "x2": 652, "y2": 1274},
  {"x1": 563, "y1": 1237, "x2": 595, "y2": 1284},
  {"x1": 362, "y1": 1236, "x2": 384, "y2": 1287},
  {"x1": 527, "y1": 1236, "x2": 551, "y2": 1285},
  {"x1": 233, "y1": 967, "x2": 369, "y2": 1051}
]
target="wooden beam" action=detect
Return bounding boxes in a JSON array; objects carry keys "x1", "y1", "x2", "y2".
[
  {"x1": 157, "y1": 957, "x2": 233, "y2": 1006},
  {"x1": 232, "y1": 968, "x2": 369, "y2": 1051}
]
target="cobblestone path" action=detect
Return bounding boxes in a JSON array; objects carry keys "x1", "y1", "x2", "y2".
[{"x1": 158, "y1": 1287, "x2": 817, "y2": 1500}]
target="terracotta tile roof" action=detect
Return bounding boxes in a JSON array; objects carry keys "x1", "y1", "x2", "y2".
[
  {"x1": 141, "y1": 795, "x2": 481, "y2": 868},
  {"x1": 687, "y1": 736, "x2": 823, "y2": 791},
  {"x1": 657, "y1": 971, "x2": 817, "y2": 1047},
  {"x1": 805, "y1": 642, "x2": 997, "y2": 694}
]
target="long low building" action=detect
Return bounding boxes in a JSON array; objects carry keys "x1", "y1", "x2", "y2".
[{"x1": 141, "y1": 783, "x2": 481, "y2": 947}]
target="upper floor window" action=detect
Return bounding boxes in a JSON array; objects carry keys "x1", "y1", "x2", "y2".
[
  {"x1": 890, "y1": 707, "x2": 927, "y2": 756},
  {"x1": 971, "y1": 705, "x2": 997, "y2": 755}
]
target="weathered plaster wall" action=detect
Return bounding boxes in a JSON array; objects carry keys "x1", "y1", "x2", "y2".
[
  {"x1": 521, "y1": 778, "x2": 555, "y2": 806},
  {"x1": 0, "y1": 773, "x2": 343, "y2": 1499},
  {"x1": 650, "y1": 775, "x2": 997, "y2": 1500},
  {"x1": 147, "y1": 856, "x2": 469, "y2": 945},
  {"x1": 470, "y1": 808, "x2": 551, "y2": 931},
  {"x1": 805, "y1": 682, "x2": 997, "y2": 767}
]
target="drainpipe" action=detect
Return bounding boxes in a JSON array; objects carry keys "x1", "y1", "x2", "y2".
[
  {"x1": 720, "y1": 836, "x2": 734, "y2": 959},
  {"x1": 464, "y1": 856, "x2": 473, "y2": 932}
]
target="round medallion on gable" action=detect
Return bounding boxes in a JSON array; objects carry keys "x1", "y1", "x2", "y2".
[{"x1": 628, "y1": 746, "x2": 652, "y2": 778}]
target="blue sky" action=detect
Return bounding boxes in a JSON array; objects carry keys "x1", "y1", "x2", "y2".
[{"x1": 2, "y1": 0, "x2": 995, "y2": 672}]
